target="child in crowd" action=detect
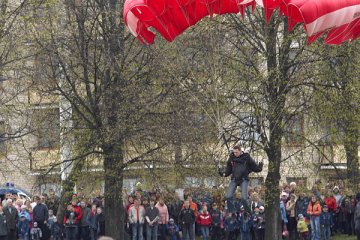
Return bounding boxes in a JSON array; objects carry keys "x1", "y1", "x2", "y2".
[
  {"x1": 18, "y1": 215, "x2": 30, "y2": 240},
  {"x1": 50, "y1": 217, "x2": 63, "y2": 240},
  {"x1": 255, "y1": 206, "x2": 266, "y2": 240},
  {"x1": 320, "y1": 205, "x2": 333, "y2": 240},
  {"x1": 47, "y1": 209, "x2": 55, "y2": 230},
  {"x1": 224, "y1": 213, "x2": 238, "y2": 240},
  {"x1": 297, "y1": 214, "x2": 309, "y2": 240},
  {"x1": 239, "y1": 212, "x2": 252, "y2": 240},
  {"x1": 166, "y1": 218, "x2": 179, "y2": 240},
  {"x1": 31, "y1": 222, "x2": 42, "y2": 240},
  {"x1": 210, "y1": 203, "x2": 222, "y2": 240}
]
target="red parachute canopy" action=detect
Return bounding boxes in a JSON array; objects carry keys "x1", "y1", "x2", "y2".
[{"x1": 123, "y1": 0, "x2": 360, "y2": 45}]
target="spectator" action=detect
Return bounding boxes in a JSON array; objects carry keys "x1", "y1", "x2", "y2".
[
  {"x1": 297, "y1": 214, "x2": 309, "y2": 240},
  {"x1": 145, "y1": 199, "x2": 159, "y2": 240},
  {"x1": 17, "y1": 215, "x2": 30, "y2": 240},
  {"x1": 31, "y1": 222, "x2": 42, "y2": 240},
  {"x1": 0, "y1": 206, "x2": 7, "y2": 240},
  {"x1": 197, "y1": 205, "x2": 211, "y2": 240},
  {"x1": 166, "y1": 218, "x2": 179, "y2": 240},
  {"x1": 179, "y1": 200, "x2": 196, "y2": 240},
  {"x1": 210, "y1": 203, "x2": 222, "y2": 240},
  {"x1": 87, "y1": 205, "x2": 98, "y2": 240},
  {"x1": 3, "y1": 199, "x2": 18, "y2": 240},
  {"x1": 64, "y1": 205, "x2": 78, "y2": 240},
  {"x1": 32, "y1": 196, "x2": 50, "y2": 240},
  {"x1": 50, "y1": 217, "x2": 62, "y2": 240},
  {"x1": 320, "y1": 205, "x2": 333, "y2": 240},
  {"x1": 155, "y1": 198, "x2": 169, "y2": 240},
  {"x1": 95, "y1": 207, "x2": 105, "y2": 238},
  {"x1": 307, "y1": 195, "x2": 322, "y2": 240},
  {"x1": 128, "y1": 199, "x2": 145, "y2": 240},
  {"x1": 80, "y1": 201, "x2": 90, "y2": 240}
]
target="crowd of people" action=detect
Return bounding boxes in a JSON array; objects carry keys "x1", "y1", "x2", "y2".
[
  {"x1": 123, "y1": 180, "x2": 360, "y2": 240},
  {"x1": 0, "y1": 189, "x2": 106, "y2": 240},
  {"x1": 0, "y1": 179, "x2": 359, "y2": 240}
]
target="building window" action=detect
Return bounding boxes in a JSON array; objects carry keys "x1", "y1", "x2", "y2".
[
  {"x1": 284, "y1": 114, "x2": 304, "y2": 146},
  {"x1": 32, "y1": 108, "x2": 60, "y2": 149}
]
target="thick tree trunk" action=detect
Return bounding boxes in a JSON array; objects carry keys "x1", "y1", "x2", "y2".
[
  {"x1": 264, "y1": 128, "x2": 283, "y2": 240},
  {"x1": 104, "y1": 145, "x2": 125, "y2": 239}
]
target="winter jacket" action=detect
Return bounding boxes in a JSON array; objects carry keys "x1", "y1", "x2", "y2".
[
  {"x1": 280, "y1": 201, "x2": 288, "y2": 223},
  {"x1": 210, "y1": 209, "x2": 222, "y2": 226},
  {"x1": 325, "y1": 197, "x2": 337, "y2": 212},
  {"x1": 223, "y1": 153, "x2": 263, "y2": 182},
  {"x1": 155, "y1": 203, "x2": 169, "y2": 224},
  {"x1": 0, "y1": 214, "x2": 7, "y2": 236},
  {"x1": 179, "y1": 208, "x2": 195, "y2": 225},
  {"x1": 63, "y1": 210, "x2": 78, "y2": 225},
  {"x1": 128, "y1": 205, "x2": 146, "y2": 224},
  {"x1": 307, "y1": 201, "x2": 322, "y2": 217},
  {"x1": 297, "y1": 219, "x2": 309, "y2": 233},
  {"x1": 33, "y1": 203, "x2": 49, "y2": 223},
  {"x1": 196, "y1": 212, "x2": 211, "y2": 226},
  {"x1": 167, "y1": 223, "x2": 179, "y2": 236},
  {"x1": 182, "y1": 202, "x2": 198, "y2": 216},
  {"x1": 3, "y1": 205, "x2": 18, "y2": 230},
  {"x1": 96, "y1": 212, "x2": 105, "y2": 236},
  {"x1": 18, "y1": 211, "x2": 31, "y2": 222},
  {"x1": 239, "y1": 216, "x2": 252, "y2": 233},
  {"x1": 146, "y1": 206, "x2": 159, "y2": 224},
  {"x1": 320, "y1": 212, "x2": 333, "y2": 226},
  {"x1": 51, "y1": 222, "x2": 63, "y2": 238},
  {"x1": 224, "y1": 216, "x2": 238, "y2": 232},
  {"x1": 80, "y1": 207, "x2": 90, "y2": 226},
  {"x1": 31, "y1": 227, "x2": 43, "y2": 240},
  {"x1": 18, "y1": 219, "x2": 30, "y2": 238},
  {"x1": 72, "y1": 204, "x2": 83, "y2": 224},
  {"x1": 87, "y1": 211, "x2": 97, "y2": 230},
  {"x1": 295, "y1": 197, "x2": 310, "y2": 219},
  {"x1": 252, "y1": 212, "x2": 265, "y2": 229}
]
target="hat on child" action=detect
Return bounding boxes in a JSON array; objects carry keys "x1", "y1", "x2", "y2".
[
  {"x1": 298, "y1": 214, "x2": 304, "y2": 219},
  {"x1": 169, "y1": 218, "x2": 174, "y2": 223},
  {"x1": 259, "y1": 206, "x2": 264, "y2": 210},
  {"x1": 323, "y1": 205, "x2": 328, "y2": 208}
]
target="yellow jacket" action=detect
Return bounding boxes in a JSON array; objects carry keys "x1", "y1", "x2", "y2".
[{"x1": 297, "y1": 220, "x2": 308, "y2": 233}]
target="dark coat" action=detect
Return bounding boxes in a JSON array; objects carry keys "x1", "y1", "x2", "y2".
[
  {"x1": 3, "y1": 206, "x2": 18, "y2": 230},
  {"x1": 223, "y1": 153, "x2": 263, "y2": 182},
  {"x1": 33, "y1": 203, "x2": 49, "y2": 223},
  {"x1": 179, "y1": 208, "x2": 195, "y2": 225},
  {"x1": 0, "y1": 213, "x2": 7, "y2": 236}
]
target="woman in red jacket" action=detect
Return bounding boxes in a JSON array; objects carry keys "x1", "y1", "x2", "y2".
[{"x1": 197, "y1": 205, "x2": 212, "y2": 240}]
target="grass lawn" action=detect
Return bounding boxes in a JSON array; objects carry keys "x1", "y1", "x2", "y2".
[{"x1": 333, "y1": 235, "x2": 357, "y2": 240}]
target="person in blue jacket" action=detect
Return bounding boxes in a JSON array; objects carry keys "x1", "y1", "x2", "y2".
[
  {"x1": 224, "y1": 212, "x2": 239, "y2": 240},
  {"x1": 320, "y1": 205, "x2": 333, "y2": 240},
  {"x1": 239, "y1": 212, "x2": 253, "y2": 240}
]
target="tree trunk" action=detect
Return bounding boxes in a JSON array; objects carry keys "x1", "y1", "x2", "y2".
[{"x1": 104, "y1": 145, "x2": 125, "y2": 239}]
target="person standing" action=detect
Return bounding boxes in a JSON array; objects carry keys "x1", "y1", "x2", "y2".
[
  {"x1": 179, "y1": 200, "x2": 196, "y2": 240},
  {"x1": 33, "y1": 196, "x2": 50, "y2": 240},
  {"x1": 307, "y1": 195, "x2": 322, "y2": 240},
  {"x1": 128, "y1": 199, "x2": 145, "y2": 240},
  {"x1": 0, "y1": 206, "x2": 7, "y2": 240},
  {"x1": 79, "y1": 201, "x2": 90, "y2": 240},
  {"x1": 354, "y1": 193, "x2": 360, "y2": 240},
  {"x1": 145, "y1": 199, "x2": 159, "y2": 240},
  {"x1": 196, "y1": 205, "x2": 211, "y2": 240},
  {"x1": 3, "y1": 199, "x2": 18, "y2": 240},
  {"x1": 219, "y1": 145, "x2": 263, "y2": 212},
  {"x1": 87, "y1": 205, "x2": 98, "y2": 240},
  {"x1": 155, "y1": 198, "x2": 169, "y2": 240}
]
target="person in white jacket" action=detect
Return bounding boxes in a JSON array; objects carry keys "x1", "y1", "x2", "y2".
[{"x1": 128, "y1": 199, "x2": 146, "y2": 240}]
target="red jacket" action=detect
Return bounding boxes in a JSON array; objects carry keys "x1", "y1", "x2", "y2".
[
  {"x1": 73, "y1": 205, "x2": 83, "y2": 224},
  {"x1": 325, "y1": 197, "x2": 337, "y2": 212},
  {"x1": 196, "y1": 212, "x2": 211, "y2": 226}
]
